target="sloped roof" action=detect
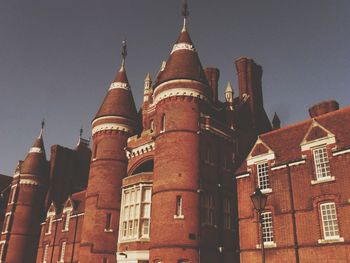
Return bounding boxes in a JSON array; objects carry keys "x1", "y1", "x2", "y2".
[
  {"x1": 95, "y1": 66, "x2": 137, "y2": 121},
  {"x1": 154, "y1": 28, "x2": 208, "y2": 86},
  {"x1": 236, "y1": 105, "x2": 350, "y2": 173},
  {"x1": 21, "y1": 134, "x2": 47, "y2": 175}
]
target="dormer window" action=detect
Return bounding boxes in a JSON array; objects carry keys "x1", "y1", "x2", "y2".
[
  {"x1": 313, "y1": 146, "x2": 331, "y2": 180},
  {"x1": 62, "y1": 210, "x2": 71, "y2": 232},
  {"x1": 257, "y1": 162, "x2": 270, "y2": 192}
]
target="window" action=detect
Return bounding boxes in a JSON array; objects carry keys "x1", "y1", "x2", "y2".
[
  {"x1": 224, "y1": 198, "x2": 231, "y2": 230},
  {"x1": 46, "y1": 216, "x2": 53, "y2": 235},
  {"x1": 9, "y1": 185, "x2": 17, "y2": 204},
  {"x1": 174, "y1": 196, "x2": 184, "y2": 219},
  {"x1": 320, "y1": 202, "x2": 339, "y2": 240},
  {"x1": 42, "y1": 244, "x2": 49, "y2": 263},
  {"x1": 105, "y1": 213, "x2": 112, "y2": 232},
  {"x1": 2, "y1": 213, "x2": 11, "y2": 233},
  {"x1": 160, "y1": 114, "x2": 166, "y2": 132},
  {"x1": 59, "y1": 242, "x2": 66, "y2": 262},
  {"x1": 93, "y1": 143, "x2": 98, "y2": 159},
  {"x1": 0, "y1": 242, "x2": 6, "y2": 262},
  {"x1": 62, "y1": 210, "x2": 71, "y2": 231},
  {"x1": 150, "y1": 120, "x2": 154, "y2": 132},
  {"x1": 119, "y1": 184, "x2": 152, "y2": 242},
  {"x1": 178, "y1": 260, "x2": 189, "y2": 263},
  {"x1": 103, "y1": 257, "x2": 107, "y2": 263},
  {"x1": 261, "y1": 212, "x2": 274, "y2": 244},
  {"x1": 313, "y1": 147, "x2": 331, "y2": 180},
  {"x1": 257, "y1": 162, "x2": 270, "y2": 191},
  {"x1": 202, "y1": 194, "x2": 215, "y2": 226}
]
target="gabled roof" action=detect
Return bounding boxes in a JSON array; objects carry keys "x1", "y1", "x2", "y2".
[{"x1": 236, "y1": 105, "x2": 350, "y2": 173}]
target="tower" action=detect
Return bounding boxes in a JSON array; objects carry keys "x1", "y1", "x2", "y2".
[
  {"x1": 79, "y1": 41, "x2": 137, "y2": 263},
  {"x1": 0, "y1": 124, "x2": 48, "y2": 263},
  {"x1": 149, "y1": 3, "x2": 213, "y2": 261}
]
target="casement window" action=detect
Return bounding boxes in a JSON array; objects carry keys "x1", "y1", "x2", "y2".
[
  {"x1": 223, "y1": 198, "x2": 231, "y2": 230},
  {"x1": 257, "y1": 162, "x2": 270, "y2": 191},
  {"x1": 202, "y1": 194, "x2": 215, "y2": 226},
  {"x1": 8, "y1": 185, "x2": 17, "y2": 204},
  {"x1": 2, "y1": 213, "x2": 11, "y2": 233},
  {"x1": 160, "y1": 114, "x2": 166, "y2": 133},
  {"x1": 261, "y1": 212, "x2": 274, "y2": 244},
  {"x1": 58, "y1": 242, "x2": 66, "y2": 262},
  {"x1": 42, "y1": 244, "x2": 49, "y2": 263},
  {"x1": 105, "y1": 213, "x2": 112, "y2": 232},
  {"x1": 0, "y1": 241, "x2": 6, "y2": 262},
  {"x1": 174, "y1": 196, "x2": 184, "y2": 219},
  {"x1": 119, "y1": 184, "x2": 152, "y2": 242},
  {"x1": 313, "y1": 147, "x2": 331, "y2": 180},
  {"x1": 320, "y1": 202, "x2": 340, "y2": 240}
]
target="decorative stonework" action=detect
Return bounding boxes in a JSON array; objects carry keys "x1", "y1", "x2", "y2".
[
  {"x1": 92, "y1": 123, "x2": 133, "y2": 135},
  {"x1": 19, "y1": 178, "x2": 41, "y2": 186},
  {"x1": 109, "y1": 81, "x2": 129, "y2": 91},
  {"x1": 29, "y1": 147, "x2": 43, "y2": 153},
  {"x1": 154, "y1": 87, "x2": 207, "y2": 105},
  {"x1": 171, "y1": 43, "x2": 195, "y2": 54},
  {"x1": 126, "y1": 141, "x2": 155, "y2": 159}
]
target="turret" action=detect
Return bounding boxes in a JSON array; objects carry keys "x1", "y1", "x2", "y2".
[
  {"x1": 143, "y1": 73, "x2": 153, "y2": 103},
  {"x1": 0, "y1": 122, "x2": 48, "y2": 263},
  {"x1": 79, "y1": 41, "x2": 137, "y2": 263},
  {"x1": 149, "y1": 2, "x2": 209, "y2": 262}
]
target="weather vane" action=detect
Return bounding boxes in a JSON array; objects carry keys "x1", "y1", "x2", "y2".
[
  {"x1": 181, "y1": 0, "x2": 189, "y2": 29},
  {"x1": 41, "y1": 119, "x2": 45, "y2": 130},
  {"x1": 121, "y1": 39, "x2": 127, "y2": 67}
]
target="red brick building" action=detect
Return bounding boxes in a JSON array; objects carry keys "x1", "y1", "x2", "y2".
[
  {"x1": 1, "y1": 5, "x2": 349, "y2": 263},
  {"x1": 236, "y1": 101, "x2": 350, "y2": 263}
]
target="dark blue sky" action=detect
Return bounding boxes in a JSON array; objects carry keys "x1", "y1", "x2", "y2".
[{"x1": 1, "y1": 0, "x2": 350, "y2": 176}]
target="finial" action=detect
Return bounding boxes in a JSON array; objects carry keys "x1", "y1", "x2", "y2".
[
  {"x1": 39, "y1": 118, "x2": 45, "y2": 138},
  {"x1": 121, "y1": 39, "x2": 127, "y2": 69},
  {"x1": 181, "y1": 0, "x2": 189, "y2": 31},
  {"x1": 272, "y1": 112, "x2": 281, "y2": 130},
  {"x1": 80, "y1": 126, "x2": 83, "y2": 138}
]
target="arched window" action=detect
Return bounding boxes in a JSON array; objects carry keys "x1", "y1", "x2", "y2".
[
  {"x1": 160, "y1": 114, "x2": 166, "y2": 133},
  {"x1": 131, "y1": 159, "x2": 154, "y2": 175}
]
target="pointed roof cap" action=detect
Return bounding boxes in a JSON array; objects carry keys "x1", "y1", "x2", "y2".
[
  {"x1": 154, "y1": 1, "x2": 208, "y2": 86},
  {"x1": 225, "y1": 81, "x2": 233, "y2": 93},
  {"x1": 95, "y1": 40, "x2": 137, "y2": 121},
  {"x1": 21, "y1": 121, "x2": 47, "y2": 175},
  {"x1": 272, "y1": 112, "x2": 281, "y2": 129}
]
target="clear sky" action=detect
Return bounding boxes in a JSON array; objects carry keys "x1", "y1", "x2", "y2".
[{"x1": 1, "y1": 0, "x2": 350, "y2": 176}]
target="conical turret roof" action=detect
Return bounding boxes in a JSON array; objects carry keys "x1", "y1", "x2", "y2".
[
  {"x1": 154, "y1": 26, "x2": 208, "y2": 86},
  {"x1": 21, "y1": 128, "x2": 47, "y2": 175},
  {"x1": 95, "y1": 64, "x2": 137, "y2": 121}
]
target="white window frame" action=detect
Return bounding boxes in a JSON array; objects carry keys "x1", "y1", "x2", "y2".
[
  {"x1": 58, "y1": 241, "x2": 66, "y2": 262},
  {"x1": 8, "y1": 184, "x2": 17, "y2": 204},
  {"x1": 318, "y1": 202, "x2": 343, "y2": 243},
  {"x1": 118, "y1": 184, "x2": 152, "y2": 243},
  {"x1": 257, "y1": 162, "x2": 272, "y2": 193},
  {"x1": 1, "y1": 213, "x2": 11, "y2": 234},
  {"x1": 256, "y1": 211, "x2": 276, "y2": 248},
  {"x1": 160, "y1": 114, "x2": 166, "y2": 133},
  {"x1": 174, "y1": 195, "x2": 184, "y2": 219},
  {"x1": 45, "y1": 216, "x2": 53, "y2": 235},
  {"x1": 0, "y1": 241, "x2": 6, "y2": 262},
  {"x1": 311, "y1": 146, "x2": 334, "y2": 184},
  {"x1": 42, "y1": 244, "x2": 49, "y2": 263},
  {"x1": 62, "y1": 209, "x2": 72, "y2": 232}
]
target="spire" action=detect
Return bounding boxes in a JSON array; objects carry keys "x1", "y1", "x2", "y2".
[
  {"x1": 154, "y1": 1, "x2": 207, "y2": 86},
  {"x1": 77, "y1": 126, "x2": 90, "y2": 148},
  {"x1": 94, "y1": 40, "x2": 137, "y2": 122},
  {"x1": 272, "y1": 112, "x2": 281, "y2": 130},
  {"x1": 21, "y1": 123, "x2": 47, "y2": 175},
  {"x1": 181, "y1": 0, "x2": 189, "y2": 32},
  {"x1": 225, "y1": 81, "x2": 234, "y2": 110}
]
